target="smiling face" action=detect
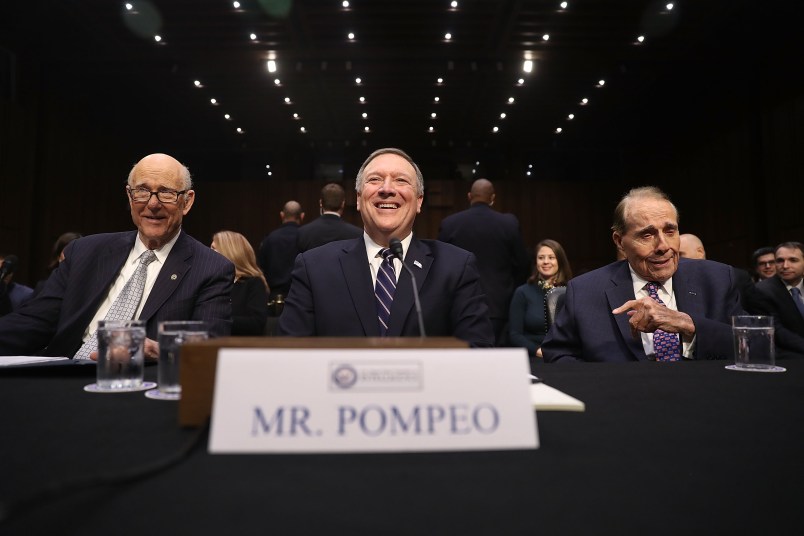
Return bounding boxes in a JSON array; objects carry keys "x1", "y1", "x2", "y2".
[
  {"x1": 536, "y1": 246, "x2": 558, "y2": 281},
  {"x1": 128, "y1": 153, "x2": 195, "y2": 250},
  {"x1": 356, "y1": 152, "x2": 423, "y2": 245},
  {"x1": 756, "y1": 253, "x2": 777, "y2": 279},
  {"x1": 613, "y1": 197, "x2": 680, "y2": 283},
  {"x1": 776, "y1": 246, "x2": 804, "y2": 287}
]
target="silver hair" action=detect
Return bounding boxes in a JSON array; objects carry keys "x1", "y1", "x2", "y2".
[{"x1": 354, "y1": 147, "x2": 424, "y2": 196}]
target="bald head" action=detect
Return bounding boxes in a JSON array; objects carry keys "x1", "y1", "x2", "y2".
[
  {"x1": 679, "y1": 233, "x2": 706, "y2": 259},
  {"x1": 468, "y1": 178, "x2": 495, "y2": 205},
  {"x1": 128, "y1": 153, "x2": 192, "y2": 190},
  {"x1": 281, "y1": 200, "x2": 304, "y2": 223}
]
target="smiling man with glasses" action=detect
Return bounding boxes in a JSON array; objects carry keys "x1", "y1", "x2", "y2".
[{"x1": 0, "y1": 153, "x2": 234, "y2": 359}]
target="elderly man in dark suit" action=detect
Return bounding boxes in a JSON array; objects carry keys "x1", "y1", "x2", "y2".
[
  {"x1": 297, "y1": 182, "x2": 362, "y2": 252},
  {"x1": 745, "y1": 242, "x2": 804, "y2": 356},
  {"x1": 0, "y1": 153, "x2": 233, "y2": 358},
  {"x1": 279, "y1": 148, "x2": 494, "y2": 347},
  {"x1": 542, "y1": 186, "x2": 743, "y2": 363},
  {"x1": 437, "y1": 178, "x2": 530, "y2": 346}
]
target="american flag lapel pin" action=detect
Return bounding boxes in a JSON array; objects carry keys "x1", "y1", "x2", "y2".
[{"x1": 413, "y1": 260, "x2": 422, "y2": 269}]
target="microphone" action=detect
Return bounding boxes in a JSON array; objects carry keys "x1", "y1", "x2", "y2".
[
  {"x1": 0, "y1": 255, "x2": 18, "y2": 281},
  {"x1": 389, "y1": 238, "x2": 426, "y2": 338}
]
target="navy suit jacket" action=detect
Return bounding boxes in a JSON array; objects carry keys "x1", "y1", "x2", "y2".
[
  {"x1": 278, "y1": 237, "x2": 494, "y2": 347},
  {"x1": 0, "y1": 231, "x2": 234, "y2": 356},
  {"x1": 258, "y1": 222, "x2": 300, "y2": 299},
  {"x1": 542, "y1": 258, "x2": 744, "y2": 362},
  {"x1": 297, "y1": 213, "x2": 362, "y2": 252},
  {"x1": 438, "y1": 203, "x2": 530, "y2": 321},
  {"x1": 745, "y1": 276, "x2": 804, "y2": 356}
]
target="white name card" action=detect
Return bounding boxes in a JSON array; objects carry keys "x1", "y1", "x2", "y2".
[{"x1": 209, "y1": 348, "x2": 538, "y2": 454}]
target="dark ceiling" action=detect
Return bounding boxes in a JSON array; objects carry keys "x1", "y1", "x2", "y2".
[{"x1": 2, "y1": 0, "x2": 800, "y2": 177}]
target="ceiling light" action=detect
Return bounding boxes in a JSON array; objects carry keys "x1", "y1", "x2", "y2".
[
  {"x1": 555, "y1": 127, "x2": 563, "y2": 134},
  {"x1": 500, "y1": 113, "x2": 507, "y2": 119},
  {"x1": 666, "y1": 3, "x2": 674, "y2": 10},
  {"x1": 342, "y1": 0, "x2": 349, "y2": 7},
  {"x1": 581, "y1": 97, "x2": 589, "y2": 105},
  {"x1": 300, "y1": 126, "x2": 306, "y2": 133},
  {"x1": 293, "y1": 113, "x2": 299, "y2": 119},
  {"x1": 154, "y1": 35, "x2": 162, "y2": 42},
  {"x1": 233, "y1": 1, "x2": 241, "y2": 8},
  {"x1": 284, "y1": 97, "x2": 291, "y2": 104},
  {"x1": 528, "y1": 164, "x2": 533, "y2": 168},
  {"x1": 364, "y1": 126, "x2": 370, "y2": 132},
  {"x1": 274, "y1": 79, "x2": 281, "y2": 85},
  {"x1": 542, "y1": 34, "x2": 550, "y2": 41},
  {"x1": 434, "y1": 97, "x2": 440, "y2": 102},
  {"x1": 359, "y1": 96, "x2": 365, "y2": 103},
  {"x1": 444, "y1": 33, "x2": 452, "y2": 40},
  {"x1": 560, "y1": 1, "x2": 568, "y2": 9},
  {"x1": 250, "y1": 33, "x2": 257, "y2": 41},
  {"x1": 492, "y1": 126, "x2": 499, "y2": 133},
  {"x1": 567, "y1": 113, "x2": 574, "y2": 120},
  {"x1": 597, "y1": 79, "x2": 606, "y2": 86},
  {"x1": 266, "y1": 164, "x2": 271, "y2": 169},
  {"x1": 451, "y1": 1, "x2": 458, "y2": 8},
  {"x1": 517, "y1": 78, "x2": 525, "y2": 85},
  {"x1": 125, "y1": 3, "x2": 133, "y2": 10},
  {"x1": 437, "y1": 77, "x2": 444, "y2": 84},
  {"x1": 472, "y1": 169, "x2": 476, "y2": 174},
  {"x1": 475, "y1": 161, "x2": 480, "y2": 165},
  {"x1": 210, "y1": 98, "x2": 218, "y2": 105},
  {"x1": 193, "y1": 80, "x2": 202, "y2": 87},
  {"x1": 429, "y1": 126, "x2": 435, "y2": 132},
  {"x1": 431, "y1": 112, "x2": 437, "y2": 118},
  {"x1": 523, "y1": 60, "x2": 533, "y2": 73},
  {"x1": 526, "y1": 171, "x2": 531, "y2": 176},
  {"x1": 637, "y1": 35, "x2": 645, "y2": 43},
  {"x1": 507, "y1": 97, "x2": 515, "y2": 104},
  {"x1": 348, "y1": 32, "x2": 355, "y2": 40},
  {"x1": 267, "y1": 171, "x2": 272, "y2": 176},
  {"x1": 362, "y1": 112, "x2": 368, "y2": 119},
  {"x1": 224, "y1": 114, "x2": 231, "y2": 120},
  {"x1": 355, "y1": 77, "x2": 362, "y2": 84},
  {"x1": 267, "y1": 60, "x2": 277, "y2": 73},
  {"x1": 237, "y1": 127, "x2": 244, "y2": 133}
]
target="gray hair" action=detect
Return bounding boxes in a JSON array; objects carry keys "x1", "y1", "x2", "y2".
[
  {"x1": 611, "y1": 186, "x2": 678, "y2": 235},
  {"x1": 127, "y1": 158, "x2": 193, "y2": 191},
  {"x1": 355, "y1": 148, "x2": 424, "y2": 196}
]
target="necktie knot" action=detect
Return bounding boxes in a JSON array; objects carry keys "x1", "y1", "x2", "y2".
[
  {"x1": 140, "y1": 249, "x2": 157, "y2": 266},
  {"x1": 379, "y1": 248, "x2": 395, "y2": 264}
]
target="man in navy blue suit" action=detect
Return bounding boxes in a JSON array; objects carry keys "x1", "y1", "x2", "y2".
[
  {"x1": 279, "y1": 148, "x2": 494, "y2": 347},
  {"x1": 297, "y1": 183, "x2": 362, "y2": 253},
  {"x1": 542, "y1": 186, "x2": 743, "y2": 362},
  {"x1": 257, "y1": 200, "x2": 304, "y2": 300},
  {"x1": 0, "y1": 153, "x2": 234, "y2": 358},
  {"x1": 437, "y1": 178, "x2": 530, "y2": 345}
]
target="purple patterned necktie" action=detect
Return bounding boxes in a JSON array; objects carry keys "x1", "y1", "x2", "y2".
[
  {"x1": 375, "y1": 248, "x2": 397, "y2": 336},
  {"x1": 646, "y1": 282, "x2": 681, "y2": 362}
]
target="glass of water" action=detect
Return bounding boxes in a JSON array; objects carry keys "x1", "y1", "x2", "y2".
[
  {"x1": 150, "y1": 320, "x2": 208, "y2": 400},
  {"x1": 726, "y1": 315, "x2": 785, "y2": 373},
  {"x1": 94, "y1": 320, "x2": 148, "y2": 391}
]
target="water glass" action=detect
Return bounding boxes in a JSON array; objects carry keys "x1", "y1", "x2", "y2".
[
  {"x1": 156, "y1": 320, "x2": 208, "y2": 399},
  {"x1": 727, "y1": 315, "x2": 785, "y2": 373},
  {"x1": 96, "y1": 320, "x2": 147, "y2": 390}
]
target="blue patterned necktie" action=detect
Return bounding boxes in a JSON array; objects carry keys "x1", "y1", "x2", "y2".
[
  {"x1": 375, "y1": 248, "x2": 397, "y2": 336},
  {"x1": 74, "y1": 250, "x2": 157, "y2": 359},
  {"x1": 646, "y1": 282, "x2": 681, "y2": 362},
  {"x1": 790, "y1": 287, "x2": 804, "y2": 319}
]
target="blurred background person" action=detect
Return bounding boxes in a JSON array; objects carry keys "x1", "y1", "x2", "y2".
[
  {"x1": 751, "y1": 246, "x2": 777, "y2": 282},
  {"x1": 297, "y1": 182, "x2": 362, "y2": 252},
  {"x1": 679, "y1": 233, "x2": 706, "y2": 259},
  {"x1": 509, "y1": 239, "x2": 572, "y2": 359},
  {"x1": 212, "y1": 230, "x2": 269, "y2": 336},
  {"x1": 257, "y1": 200, "x2": 304, "y2": 301},
  {"x1": 33, "y1": 231, "x2": 82, "y2": 297},
  {"x1": 0, "y1": 254, "x2": 33, "y2": 316}
]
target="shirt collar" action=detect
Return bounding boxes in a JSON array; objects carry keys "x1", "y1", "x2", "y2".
[
  {"x1": 363, "y1": 232, "x2": 413, "y2": 263},
  {"x1": 135, "y1": 229, "x2": 180, "y2": 265},
  {"x1": 628, "y1": 263, "x2": 674, "y2": 297}
]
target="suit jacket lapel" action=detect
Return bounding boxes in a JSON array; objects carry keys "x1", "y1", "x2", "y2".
[
  {"x1": 673, "y1": 263, "x2": 705, "y2": 321},
  {"x1": 604, "y1": 262, "x2": 646, "y2": 360},
  {"x1": 139, "y1": 231, "x2": 192, "y2": 322},
  {"x1": 388, "y1": 238, "x2": 432, "y2": 336},
  {"x1": 340, "y1": 239, "x2": 379, "y2": 336},
  {"x1": 79, "y1": 233, "x2": 136, "y2": 324}
]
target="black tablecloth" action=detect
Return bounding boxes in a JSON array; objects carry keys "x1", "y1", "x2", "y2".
[{"x1": 1, "y1": 359, "x2": 803, "y2": 535}]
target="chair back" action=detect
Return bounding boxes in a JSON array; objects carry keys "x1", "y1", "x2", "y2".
[{"x1": 545, "y1": 286, "x2": 567, "y2": 326}]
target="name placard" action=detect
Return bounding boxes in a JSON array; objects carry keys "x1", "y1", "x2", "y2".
[{"x1": 209, "y1": 348, "x2": 538, "y2": 454}]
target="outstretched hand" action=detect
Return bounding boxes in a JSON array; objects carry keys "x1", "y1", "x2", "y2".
[{"x1": 612, "y1": 297, "x2": 695, "y2": 339}]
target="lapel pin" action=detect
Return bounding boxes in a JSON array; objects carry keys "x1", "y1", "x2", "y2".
[
  {"x1": 171, "y1": 274, "x2": 178, "y2": 280},
  {"x1": 688, "y1": 291, "x2": 697, "y2": 296},
  {"x1": 413, "y1": 260, "x2": 422, "y2": 269}
]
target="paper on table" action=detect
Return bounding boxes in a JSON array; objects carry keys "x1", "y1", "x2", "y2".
[
  {"x1": 0, "y1": 356, "x2": 71, "y2": 366},
  {"x1": 531, "y1": 382, "x2": 585, "y2": 412}
]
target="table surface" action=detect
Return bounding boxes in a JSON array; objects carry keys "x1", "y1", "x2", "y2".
[{"x1": 1, "y1": 358, "x2": 803, "y2": 535}]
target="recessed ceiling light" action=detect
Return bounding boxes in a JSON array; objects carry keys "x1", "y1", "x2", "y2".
[
  {"x1": 508, "y1": 97, "x2": 515, "y2": 104},
  {"x1": 224, "y1": 114, "x2": 231, "y2": 120},
  {"x1": 429, "y1": 126, "x2": 435, "y2": 132},
  {"x1": 265, "y1": 164, "x2": 271, "y2": 169},
  {"x1": 355, "y1": 77, "x2": 362, "y2": 84},
  {"x1": 475, "y1": 161, "x2": 480, "y2": 165},
  {"x1": 362, "y1": 112, "x2": 368, "y2": 119},
  {"x1": 637, "y1": 35, "x2": 645, "y2": 43},
  {"x1": 342, "y1": 0, "x2": 349, "y2": 7},
  {"x1": 666, "y1": 3, "x2": 674, "y2": 10},
  {"x1": 444, "y1": 33, "x2": 452, "y2": 40},
  {"x1": 560, "y1": 1, "x2": 568, "y2": 9},
  {"x1": 528, "y1": 164, "x2": 533, "y2": 168},
  {"x1": 555, "y1": 127, "x2": 563, "y2": 134},
  {"x1": 236, "y1": 127, "x2": 244, "y2": 133},
  {"x1": 434, "y1": 97, "x2": 440, "y2": 102},
  {"x1": 567, "y1": 113, "x2": 575, "y2": 120},
  {"x1": 517, "y1": 78, "x2": 525, "y2": 85},
  {"x1": 437, "y1": 77, "x2": 444, "y2": 84},
  {"x1": 274, "y1": 79, "x2": 281, "y2": 85},
  {"x1": 450, "y1": 1, "x2": 458, "y2": 8},
  {"x1": 542, "y1": 34, "x2": 550, "y2": 41},
  {"x1": 233, "y1": 1, "x2": 241, "y2": 8},
  {"x1": 267, "y1": 171, "x2": 272, "y2": 176},
  {"x1": 364, "y1": 126, "x2": 370, "y2": 132},
  {"x1": 492, "y1": 126, "x2": 499, "y2": 133},
  {"x1": 293, "y1": 113, "x2": 299, "y2": 119},
  {"x1": 581, "y1": 97, "x2": 589, "y2": 105},
  {"x1": 527, "y1": 171, "x2": 532, "y2": 176},
  {"x1": 193, "y1": 80, "x2": 202, "y2": 87},
  {"x1": 125, "y1": 3, "x2": 133, "y2": 10},
  {"x1": 210, "y1": 98, "x2": 218, "y2": 105},
  {"x1": 154, "y1": 35, "x2": 162, "y2": 42},
  {"x1": 359, "y1": 96, "x2": 365, "y2": 103},
  {"x1": 250, "y1": 33, "x2": 257, "y2": 41},
  {"x1": 431, "y1": 112, "x2": 437, "y2": 118},
  {"x1": 597, "y1": 79, "x2": 606, "y2": 86},
  {"x1": 267, "y1": 60, "x2": 277, "y2": 73},
  {"x1": 284, "y1": 97, "x2": 291, "y2": 104},
  {"x1": 300, "y1": 126, "x2": 306, "y2": 133},
  {"x1": 348, "y1": 32, "x2": 355, "y2": 40},
  {"x1": 523, "y1": 60, "x2": 533, "y2": 73},
  {"x1": 500, "y1": 113, "x2": 507, "y2": 119}
]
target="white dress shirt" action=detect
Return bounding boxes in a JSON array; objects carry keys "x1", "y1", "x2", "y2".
[{"x1": 363, "y1": 233, "x2": 412, "y2": 287}]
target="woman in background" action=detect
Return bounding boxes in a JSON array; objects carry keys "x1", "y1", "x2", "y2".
[
  {"x1": 211, "y1": 230, "x2": 269, "y2": 335},
  {"x1": 32, "y1": 231, "x2": 83, "y2": 297},
  {"x1": 509, "y1": 239, "x2": 572, "y2": 359}
]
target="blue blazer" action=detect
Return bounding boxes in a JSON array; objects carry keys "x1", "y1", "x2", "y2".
[
  {"x1": 0, "y1": 230, "x2": 234, "y2": 356},
  {"x1": 542, "y1": 258, "x2": 744, "y2": 362},
  {"x1": 278, "y1": 237, "x2": 494, "y2": 347}
]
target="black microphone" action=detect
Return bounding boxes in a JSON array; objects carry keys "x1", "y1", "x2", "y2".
[
  {"x1": 0, "y1": 255, "x2": 18, "y2": 281},
  {"x1": 389, "y1": 238, "x2": 426, "y2": 338}
]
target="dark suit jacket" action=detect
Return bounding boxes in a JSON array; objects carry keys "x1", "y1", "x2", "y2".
[
  {"x1": 278, "y1": 237, "x2": 494, "y2": 347},
  {"x1": 542, "y1": 258, "x2": 744, "y2": 362},
  {"x1": 0, "y1": 231, "x2": 234, "y2": 356},
  {"x1": 257, "y1": 222, "x2": 300, "y2": 299},
  {"x1": 438, "y1": 204, "x2": 530, "y2": 322},
  {"x1": 297, "y1": 213, "x2": 363, "y2": 252},
  {"x1": 745, "y1": 276, "x2": 804, "y2": 356}
]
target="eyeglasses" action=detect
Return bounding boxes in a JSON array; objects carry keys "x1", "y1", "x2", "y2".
[
  {"x1": 757, "y1": 261, "x2": 775, "y2": 267},
  {"x1": 127, "y1": 187, "x2": 187, "y2": 204}
]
